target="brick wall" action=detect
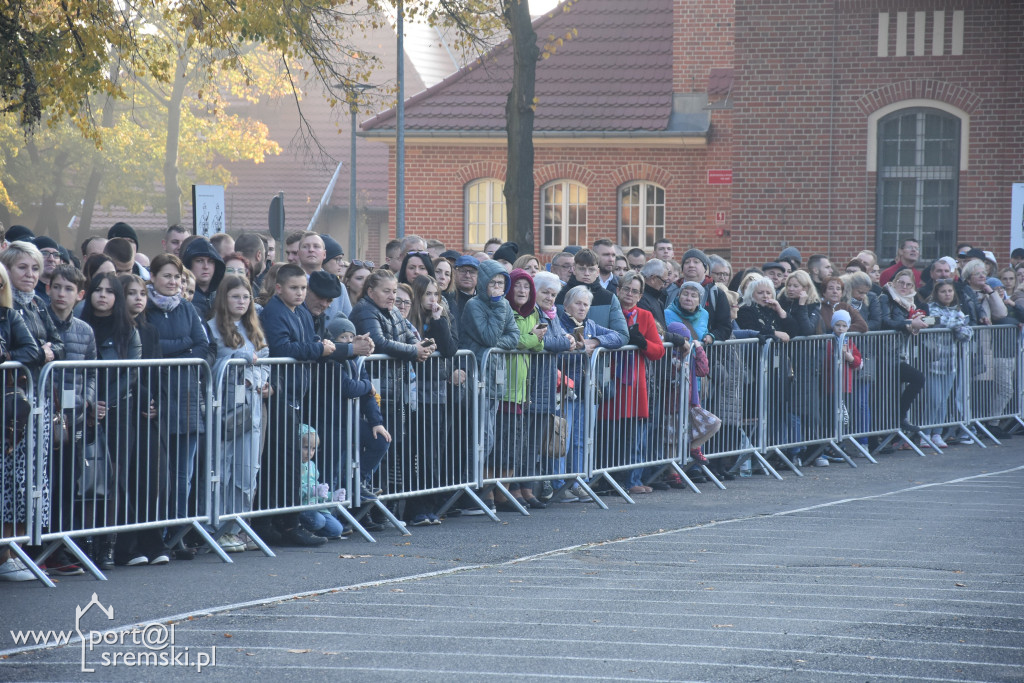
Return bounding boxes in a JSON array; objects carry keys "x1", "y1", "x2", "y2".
[
  {"x1": 733, "y1": 0, "x2": 1024, "y2": 268},
  {"x1": 378, "y1": 141, "x2": 735, "y2": 257}
]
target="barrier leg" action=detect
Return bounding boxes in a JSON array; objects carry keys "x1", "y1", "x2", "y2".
[
  {"x1": 750, "y1": 452, "x2": 784, "y2": 480},
  {"x1": 971, "y1": 420, "x2": 1001, "y2": 446},
  {"x1": 698, "y1": 465, "x2": 726, "y2": 490},
  {"x1": 332, "y1": 505, "x2": 375, "y2": 543},
  {"x1": 669, "y1": 461, "x2": 701, "y2": 493},
  {"x1": 918, "y1": 433, "x2": 941, "y2": 455},
  {"x1": 190, "y1": 520, "x2": 233, "y2": 563},
  {"x1": 826, "y1": 441, "x2": 857, "y2": 468},
  {"x1": 770, "y1": 447, "x2": 803, "y2": 476},
  {"x1": 59, "y1": 537, "x2": 107, "y2": 580},
  {"x1": 571, "y1": 477, "x2": 609, "y2": 509},
  {"x1": 955, "y1": 423, "x2": 986, "y2": 448},
  {"x1": 844, "y1": 436, "x2": 878, "y2": 464},
  {"x1": 596, "y1": 471, "x2": 635, "y2": 504},
  {"x1": 233, "y1": 517, "x2": 276, "y2": 557},
  {"x1": 449, "y1": 487, "x2": 500, "y2": 522},
  {"x1": 493, "y1": 481, "x2": 529, "y2": 516},
  {"x1": 895, "y1": 431, "x2": 927, "y2": 457},
  {"x1": 6, "y1": 542, "x2": 55, "y2": 588},
  {"x1": 358, "y1": 499, "x2": 409, "y2": 536}
]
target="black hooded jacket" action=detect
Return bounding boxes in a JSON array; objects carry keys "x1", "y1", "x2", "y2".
[{"x1": 181, "y1": 238, "x2": 225, "y2": 320}]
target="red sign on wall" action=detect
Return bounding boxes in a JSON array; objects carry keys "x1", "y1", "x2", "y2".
[{"x1": 708, "y1": 169, "x2": 733, "y2": 185}]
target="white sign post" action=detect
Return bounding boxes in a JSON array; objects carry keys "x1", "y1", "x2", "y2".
[
  {"x1": 1011, "y1": 183, "x2": 1024, "y2": 255},
  {"x1": 192, "y1": 185, "x2": 225, "y2": 237}
]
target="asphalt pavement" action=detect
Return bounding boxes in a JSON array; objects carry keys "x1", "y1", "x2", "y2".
[{"x1": 1, "y1": 439, "x2": 1022, "y2": 682}]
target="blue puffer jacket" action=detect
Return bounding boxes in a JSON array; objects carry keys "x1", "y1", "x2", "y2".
[
  {"x1": 145, "y1": 296, "x2": 209, "y2": 434},
  {"x1": 459, "y1": 260, "x2": 519, "y2": 398}
]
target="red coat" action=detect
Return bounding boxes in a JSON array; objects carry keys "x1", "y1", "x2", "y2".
[{"x1": 600, "y1": 306, "x2": 665, "y2": 420}]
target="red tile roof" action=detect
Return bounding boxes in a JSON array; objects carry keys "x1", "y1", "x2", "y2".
[{"x1": 362, "y1": 0, "x2": 676, "y2": 135}]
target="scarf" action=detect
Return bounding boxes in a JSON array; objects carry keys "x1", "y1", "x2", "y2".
[
  {"x1": 147, "y1": 284, "x2": 181, "y2": 312},
  {"x1": 12, "y1": 288, "x2": 35, "y2": 309},
  {"x1": 883, "y1": 282, "x2": 915, "y2": 313}
]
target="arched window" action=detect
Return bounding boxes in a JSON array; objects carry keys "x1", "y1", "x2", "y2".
[
  {"x1": 876, "y1": 107, "x2": 960, "y2": 260},
  {"x1": 618, "y1": 182, "x2": 665, "y2": 249},
  {"x1": 464, "y1": 178, "x2": 507, "y2": 248},
  {"x1": 541, "y1": 180, "x2": 587, "y2": 250}
]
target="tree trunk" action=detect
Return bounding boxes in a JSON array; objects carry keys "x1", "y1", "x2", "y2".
[
  {"x1": 502, "y1": 0, "x2": 539, "y2": 254},
  {"x1": 163, "y1": 60, "x2": 189, "y2": 228},
  {"x1": 35, "y1": 151, "x2": 69, "y2": 239},
  {"x1": 79, "y1": 64, "x2": 120, "y2": 235}
]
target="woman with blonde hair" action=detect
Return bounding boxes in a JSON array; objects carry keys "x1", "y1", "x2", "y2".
[{"x1": 0, "y1": 262, "x2": 44, "y2": 581}]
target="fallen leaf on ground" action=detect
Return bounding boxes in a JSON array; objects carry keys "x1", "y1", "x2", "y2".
[{"x1": 287, "y1": 649, "x2": 311, "y2": 654}]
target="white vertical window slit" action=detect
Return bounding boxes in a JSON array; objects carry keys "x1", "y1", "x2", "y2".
[{"x1": 932, "y1": 11, "x2": 945, "y2": 56}]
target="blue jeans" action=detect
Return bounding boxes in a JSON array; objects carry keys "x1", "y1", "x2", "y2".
[
  {"x1": 923, "y1": 371, "x2": 957, "y2": 435},
  {"x1": 561, "y1": 398, "x2": 588, "y2": 486},
  {"x1": 298, "y1": 509, "x2": 343, "y2": 537}
]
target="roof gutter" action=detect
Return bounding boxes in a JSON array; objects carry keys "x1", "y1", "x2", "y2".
[{"x1": 359, "y1": 128, "x2": 708, "y2": 140}]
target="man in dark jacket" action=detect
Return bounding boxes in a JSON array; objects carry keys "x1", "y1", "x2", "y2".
[
  {"x1": 181, "y1": 237, "x2": 225, "y2": 320},
  {"x1": 638, "y1": 258, "x2": 689, "y2": 348},
  {"x1": 452, "y1": 255, "x2": 478, "y2": 327},
  {"x1": 554, "y1": 249, "x2": 628, "y2": 345}
]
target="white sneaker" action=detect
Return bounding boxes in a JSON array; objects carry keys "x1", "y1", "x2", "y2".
[
  {"x1": 0, "y1": 557, "x2": 37, "y2": 582},
  {"x1": 813, "y1": 456, "x2": 830, "y2": 467},
  {"x1": 218, "y1": 533, "x2": 245, "y2": 553},
  {"x1": 932, "y1": 435, "x2": 948, "y2": 448}
]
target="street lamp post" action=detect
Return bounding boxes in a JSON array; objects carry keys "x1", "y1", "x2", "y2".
[{"x1": 349, "y1": 83, "x2": 374, "y2": 260}]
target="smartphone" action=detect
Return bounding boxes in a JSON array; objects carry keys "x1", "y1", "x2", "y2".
[
  {"x1": 421, "y1": 338, "x2": 436, "y2": 347},
  {"x1": 921, "y1": 316, "x2": 936, "y2": 325},
  {"x1": 537, "y1": 322, "x2": 549, "y2": 329},
  {"x1": 573, "y1": 325, "x2": 585, "y2": 343}
]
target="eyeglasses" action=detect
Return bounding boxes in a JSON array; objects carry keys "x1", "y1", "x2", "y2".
[
  {"x1": 894, "y1": 280, "x2": 915, "y2": 288},
  {"x1": 352, "y1": 260, "x2": 375, "y2": 269},
  {"x1": 40, "y1": 250, "x2": 61, "y2": 260},
  {"x1": 621, "y1": 287, "x2": 643, "y2": 297},
  {"x1": 225, "y1": 267, "x2": 247, "y2": 275},
  {"x1": 395, "y1": 299, "x2": 412, "y2": 308}
]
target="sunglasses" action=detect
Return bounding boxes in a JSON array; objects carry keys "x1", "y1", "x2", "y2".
[{"x1": 351, "y1": 260, "x2": 375, "y2": 269}]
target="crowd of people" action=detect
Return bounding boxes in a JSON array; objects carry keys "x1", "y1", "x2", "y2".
[{"x1": 0, "y1": 219, "x2": 1020, "y2": 583}]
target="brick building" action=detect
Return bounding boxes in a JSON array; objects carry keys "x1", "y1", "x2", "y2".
[{"x1": 362, "y1": 0, "x2": 1022, "y2": 267}]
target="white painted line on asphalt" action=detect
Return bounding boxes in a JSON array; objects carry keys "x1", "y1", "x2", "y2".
[
  {"x1": 183, "y1": 619, "x2": 1024, "y2": 651},
  {"x1": 5, "y1": 465, "x2": 1021, "y2": 659}
]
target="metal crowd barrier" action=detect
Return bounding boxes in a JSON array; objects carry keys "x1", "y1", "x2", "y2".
[
  {"x1": 966, "y1": 324, "x2": 1023, "y2": 442},
  {"x1": 353, "y1": 350, "x2": 479, "y2": 531},
  {"x1": 587, "y1": 343, "x2": 689, "y2": 503},
  {"x1": 210, "y1": 357, "x2": 374, "y2": 552},
  {"x1": 702, "y1": 338, "x2": 783, "y2": 481},
  {"x1": 0, "y1": 363, "x2": 42, "y2": 583},
  {"x1": 475, "y1": 347, "x2": 605, "y2": 513},
  {"x1": 3, "y1": 325, "x2": 1021, "y2": 587},
  {"x1": 31, "y1": 358, "x2": 221, "y2": 584}
]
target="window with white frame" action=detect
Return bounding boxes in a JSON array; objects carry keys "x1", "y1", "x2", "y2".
[
  {"x1": 464, "y1": 178, "x2": 507, "y2": 248},
  {"x1": 618, "y1": 181, "x2": 665, "y2": 249},
  {"x1": 541, "y1": 180, "x2": 587, "y2": 250},
  {"x1": 876, "y1": 107, "x2": 959, "y2": 261}
]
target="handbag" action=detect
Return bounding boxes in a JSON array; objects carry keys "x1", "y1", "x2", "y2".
[
  {"x1": 77, "y1": 427, "x2": 112, "y2": 499},
  {"x1": 689, "y1": 404, "x2": 722, "y2": 450},
  {"x1": 541, "y1": 414, "x2": 568, "y2": 458},
  {"x1": 222, "y1": 385, "x2": 254, "y2": 437}
]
